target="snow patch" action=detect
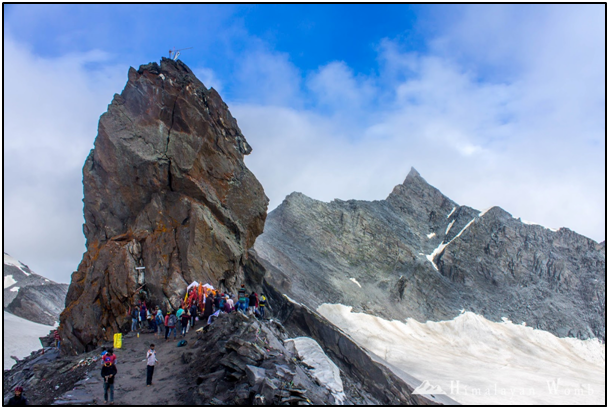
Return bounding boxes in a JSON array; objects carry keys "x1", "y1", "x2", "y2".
[
  {"x1": 428, "y1": 218, "x2": 477, "y2": 270},
  {"x1": 349, "y1": 278, "x2": 362, "y2": 288},
  {"x1": 520, "y1": 219, "x2": 558, "y2": 232},
  {"x1": 283, "y1": 294, "x2": 302, "y2": 306},
  {"x1": 317, "y1": 304, "x2": 605, "y2": 405},
  {"x1": 284, "y1": 337, "x2": 345, "y2": 404},
  {"x1": 426, "y1": 242, "x2": 448, "y2": 271},
  {"x1": 4, "y1": 275, "x2": 17, "y2": 289},
  {"x1": 4, "y1": 311, "x2": 56, "y2": 369},
  {"x1": 427, "y1": 232, "x2": 436, "y2": 239},
  {"x1": 4, "y1": 253, "x2": 30, "y2": 276},
  {"x1": 10, "y1": 286, "x2": 20, "y2": 292},
  {"x1": 479, "y1": 207, "x2": 494, "y2": 217},
  {"x1": 447, "y1": 207, "x2": 456, "y2": 218},
  {"x1": 445, "y1": 220, "x2": 455, "y2": 235}
]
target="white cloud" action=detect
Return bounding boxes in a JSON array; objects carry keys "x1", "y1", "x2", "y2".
[
  {"x1": 240, "y1": 6, "x2": 604, "y2": 242},
  {"x1": 3, "y1": 5, "x2": 605, "y2": 286},
  {"x1": 3, "y1": 35, "x2": 127, "y2": 282}
]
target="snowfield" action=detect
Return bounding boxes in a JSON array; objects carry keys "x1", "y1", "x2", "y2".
[
  {"x1": 4, "y1": 311, "x2": 56, "y2": 369},
  {"x1": 285, "y1": 337, "x2": 345, "y2": 404},
  {"x1": 317, "y1": 304, "x2": 605, "y2": 405}
]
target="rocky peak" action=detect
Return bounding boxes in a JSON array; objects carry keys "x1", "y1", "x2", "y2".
[
  {"x1": 256, "y1": 169, "x2": 606, "y2": 341},
  {"x1": 59, "y1": 59, "x2": 268, "y2": 354}
]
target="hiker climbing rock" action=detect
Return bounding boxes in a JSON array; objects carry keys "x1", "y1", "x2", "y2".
[
  {"x1": 259, "y1": 294, "x2": 268, "y2": 319},
  {"x1": 249, "y1": 292, "x2": 257, "y2": 315},
  {"x1": 146, "y1": 344, "x2": 158, "y2": 386},
  {"x1": 101, "y1": 361, "x2": 117, "y2": 404}
]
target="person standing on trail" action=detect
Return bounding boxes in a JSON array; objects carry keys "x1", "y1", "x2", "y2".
[
  {"x1": 7, "y1": 386, "x2": 27, "y2": 406},
  {"x1": 203, "y1": 293, "x2": 214, "y2": 323},
  {"x1": 54, "y1": 330, "x2": 61, "y2": 350},
  {"x1": 189, "y1": 303, "x2": 197, "y2": 328},
  {"x1": 248, "y1": 292, "x2": 257, "y2": 315},
  {"x1": 165, "y1": 311, "x2": 177, "y2": 341},
  {"x1": 180, "y1": 310, "x2": 190, "y2": 337},
  {"x1": 155, "y1": 308, "x2": 164, "y2": 339},
  {"x1": 101, "y1": 361, "x2": 117, "y2": 404},
  {"x1": 140, "y1": 304, "x2": 147, "y2": 329},
  {"x1": 238, "y1": 285, "x2": 247, "y2": 312},
  {"x1": 131, "y1": 306, "x2": 139, "y2": 332},
  {"x1": 176, "y1": 306, "x2": 185, "y2": 334},
  {"x1": 146, "y1": 344, "x2": 158, "y2": 386}
]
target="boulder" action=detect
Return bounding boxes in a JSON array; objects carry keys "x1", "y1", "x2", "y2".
[{"x1": 59, "y1": 58, "x2": 268, "y2": 354}]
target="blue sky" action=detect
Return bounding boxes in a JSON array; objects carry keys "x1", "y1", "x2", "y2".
[{"x1": 4, "y1": 4, "x2": 606, "y2": 283}]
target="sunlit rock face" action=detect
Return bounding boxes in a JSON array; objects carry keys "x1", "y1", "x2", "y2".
[{"x1": 60, "y1": 58, "x2": 268, "y2": 354}]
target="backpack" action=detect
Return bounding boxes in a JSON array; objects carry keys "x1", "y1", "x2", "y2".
[
  {"x1": 168, "y1": 314, "x2": 177, "y2": 327},
  {"x1": 155, "y1": 314, "x2": 163, "y2": 325}
]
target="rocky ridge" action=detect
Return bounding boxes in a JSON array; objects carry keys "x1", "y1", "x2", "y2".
[
  {"x1": 3, "y1": 253, "x2": 68, "y2": 326},
  {"x1": 255, "y1": 168, "x2": 606, "y2": 340},
  {"x1": 59, "y1": 58, "x2": 268, "y2": 354}
]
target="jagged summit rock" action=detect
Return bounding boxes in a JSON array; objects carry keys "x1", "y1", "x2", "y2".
[
  {"x1": 255, "y1": 170, "x2": 605, "y2": 341},
  {"x1": 59, "y1": 58, "x2": 268, "y2": 354}
]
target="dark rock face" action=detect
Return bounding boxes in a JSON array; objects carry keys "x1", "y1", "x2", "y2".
[
  {"x1": 255, "y1": 168, "x2": 605, "y2": 340},
  {"x1": 3, "y1": 253, "x2": 68, "y2": 325},
  {"x1": 59, "y1": 58, "x2": 268, "y2": 354}
]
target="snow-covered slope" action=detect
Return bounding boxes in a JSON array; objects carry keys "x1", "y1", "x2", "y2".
[
  {"x1": 318, "y1": 304, "x2": 605, "y2": 405},
  {"x1": 4, "y1": 311, "x2": 56, "y2": 369}
]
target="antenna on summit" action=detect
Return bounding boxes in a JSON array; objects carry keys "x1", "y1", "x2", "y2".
[{"x1": 169, "y1": 47, "x2": 193, "y2": 61}]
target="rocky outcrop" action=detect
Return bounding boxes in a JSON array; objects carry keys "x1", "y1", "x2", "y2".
[
  {"x1": 3, "y1": 253, "x2": 68, "y2": 325},
  {"x1": 255, "y1": 168, "x2": 605, "y2": 341},
  {"x1": 59, "y1": 58, "x2": 268, "y2": 354}
]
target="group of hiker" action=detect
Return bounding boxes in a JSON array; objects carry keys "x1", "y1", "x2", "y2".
[
  {"x1": 129, "y1": 283, "x2": 269, "y2": 342},
  {"x1": 6, "y1": 283, "x2": 269, "y2": 406}
]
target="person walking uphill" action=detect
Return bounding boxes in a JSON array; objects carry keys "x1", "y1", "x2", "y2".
[
  {"x1": 101, "y1": 361, "x2": 118, "y2": 404},
  {"x1": 146, "y1": 344, "x2": 158, "y2": 386}
]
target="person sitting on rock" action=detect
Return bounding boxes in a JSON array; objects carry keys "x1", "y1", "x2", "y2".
[
  {"x1": 101, "y1": 361, "x2": 117, "y2": 404},
  {"x1": 7, "y1": 386, "x2": 27, "y2": 406}
]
